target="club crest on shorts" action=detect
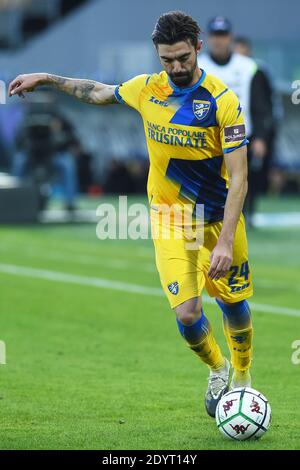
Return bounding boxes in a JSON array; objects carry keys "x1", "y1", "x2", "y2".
[
  {"x1": 193, "y1": 100, "x2": 210, "y2": 120},
  {"x1": 168, "y1": 281, "x2": 179, "y2": 295}
]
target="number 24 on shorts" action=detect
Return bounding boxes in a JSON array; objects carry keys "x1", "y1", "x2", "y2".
[{"x1": 228, "y1": 261, "x2": 249, "y2": 286}]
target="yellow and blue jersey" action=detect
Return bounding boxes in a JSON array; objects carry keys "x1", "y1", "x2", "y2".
[{"x1": 114, "y1": 69, "x2": 248, "y2": 224}]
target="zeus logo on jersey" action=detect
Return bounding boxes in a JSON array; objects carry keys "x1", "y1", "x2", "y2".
[
  {"x1": 149, "y1": 96, "x2": 169, "y2": 107},
  {"x1": 193, "y1": 100, "x2": 211, "y2": 120},
  {"x1": 168, "y1": 281, "x2": 179, "y2": 295}
]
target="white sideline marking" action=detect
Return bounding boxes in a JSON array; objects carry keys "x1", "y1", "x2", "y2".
[
  {"x1": 39, "y1": 208, "x2": 300, "y2": 227},
  {"x1": 1, "y1": 246, "x2": 299, "y2": 289},
  {"x1": 0, "y1": 263, "x2": 300, "y2": 319},
  {"x1": 7, "y1": 247, "x2": 156, "y2": 273},
  {"x1": 253, "y1": 212, "x2": 300, "y2": 228},
  {"x1": 0, "y1": 263, "x2": 162, "y2": 296}
]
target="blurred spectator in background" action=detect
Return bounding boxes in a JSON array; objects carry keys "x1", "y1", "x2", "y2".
[
  {"x1": 127, "y1": 157, "x2": 149, "y2": 194},
  {"x1": 234, "y1": 36, "x2": 252, "y2": 58},
  {"x1": 12, "y1": 108, "x2": 79, "y2": 211},
  {"x1": 200, "y1": 17, "x2": 277, "y2": 225},
  {"x1": 50, "y1": 114, "x2": 78, "y2": 210},
  {"x1": 103, "y1": 156, "x2": 148, "y2": 195},
  {"x1": 104, "y1": 158, "x2": 136, "y2": 194},
  {"x1": 0, "y1": 104, "x2": 25, "y2": 171},
  {"x1": 234, "y1": 35, "x2": 281, "y2": 204},
  {"x1": 70, "y1": 138, "x2": 93, "y2": 193}
]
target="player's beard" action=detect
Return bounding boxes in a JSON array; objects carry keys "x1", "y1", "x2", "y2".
[{"x1": 169, "y1": 58, "x2": 197, "y2": 87}]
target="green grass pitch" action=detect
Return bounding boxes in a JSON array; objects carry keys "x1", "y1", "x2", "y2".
[{"x1": 0, "y1": 196, "x2": 299, "y2": 450}]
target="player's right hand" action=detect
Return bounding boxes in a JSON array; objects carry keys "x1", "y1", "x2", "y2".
[{"x1": 8, "y1": 73, "x2": 46, "y2": 98}]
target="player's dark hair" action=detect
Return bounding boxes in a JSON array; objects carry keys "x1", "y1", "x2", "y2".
[{"x1": 152, "y1": 11, "x2": 201, "y2": 49}]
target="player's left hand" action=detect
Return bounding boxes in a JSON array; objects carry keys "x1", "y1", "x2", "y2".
[{"x1": 208, "y1": 240, "x2": 233, "y2": 281}]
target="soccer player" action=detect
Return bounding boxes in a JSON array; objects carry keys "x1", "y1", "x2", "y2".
[{"x1": 9, "y1": 11, "x2": 253, "y2": 418}]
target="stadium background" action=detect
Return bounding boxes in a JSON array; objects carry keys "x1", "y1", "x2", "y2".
[{"x1": 0, "y1": 0, "x2": 299, "y2": 450}]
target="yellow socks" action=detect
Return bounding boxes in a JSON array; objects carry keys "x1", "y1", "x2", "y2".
[{"x1": 216, "y1": 299, "x2": 253, "y2": 377}]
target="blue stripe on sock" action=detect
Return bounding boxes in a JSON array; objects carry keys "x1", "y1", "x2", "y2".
[
  {"x1": 176, "y1": 310, "x2": 209, "y2": 344},
  {"x1": 216, "y1": 299, "x2": 251, "y2": 328}
]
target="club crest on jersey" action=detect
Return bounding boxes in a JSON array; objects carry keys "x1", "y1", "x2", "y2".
[
  {"x1": 168, "y1": 281, "x2": 179, "y2": 295},
  {"x1": 193, "y1": 100, "x2": 210, "y2": 120}
]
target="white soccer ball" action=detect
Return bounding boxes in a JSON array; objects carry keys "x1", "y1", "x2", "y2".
[{"x1": 216, "y1": 387, "x2": 271, "y2": 441}]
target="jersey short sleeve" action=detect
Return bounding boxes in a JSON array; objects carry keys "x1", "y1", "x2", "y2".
[
  {"x1": 114, "y1": 74, "x2": 150, "y2": 112},
  {"x1": 216, "y1": 89, "x2": 248, "y2": 154}
]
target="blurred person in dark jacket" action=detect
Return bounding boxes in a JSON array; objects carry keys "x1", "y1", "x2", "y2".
[
  {"x1": 70, "y1": 138, "x2": 93, "y2": 193},
  {"x1": 50, "y1": 115, "x2": 78, "y2": 210},
  {"x1": 200, "y1": 17, "x2": 277, "y2": 225},
  {"x1": 234, "y1": 36, "x2": 279, "y2": 218},
  {"x1": 104, "y1": 158, "x2": 136, "y2": 194},
  {"x1": 12, "y1": 110, "x2": 78, "y2": 211}
]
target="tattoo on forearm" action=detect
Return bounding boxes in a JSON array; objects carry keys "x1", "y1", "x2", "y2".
[
  {"x1": 46, "y1": 74, "x2": 117, "y2": 105},
  {"x1": 73, "y1": 82, "x2": 96, "y2": 102}
]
